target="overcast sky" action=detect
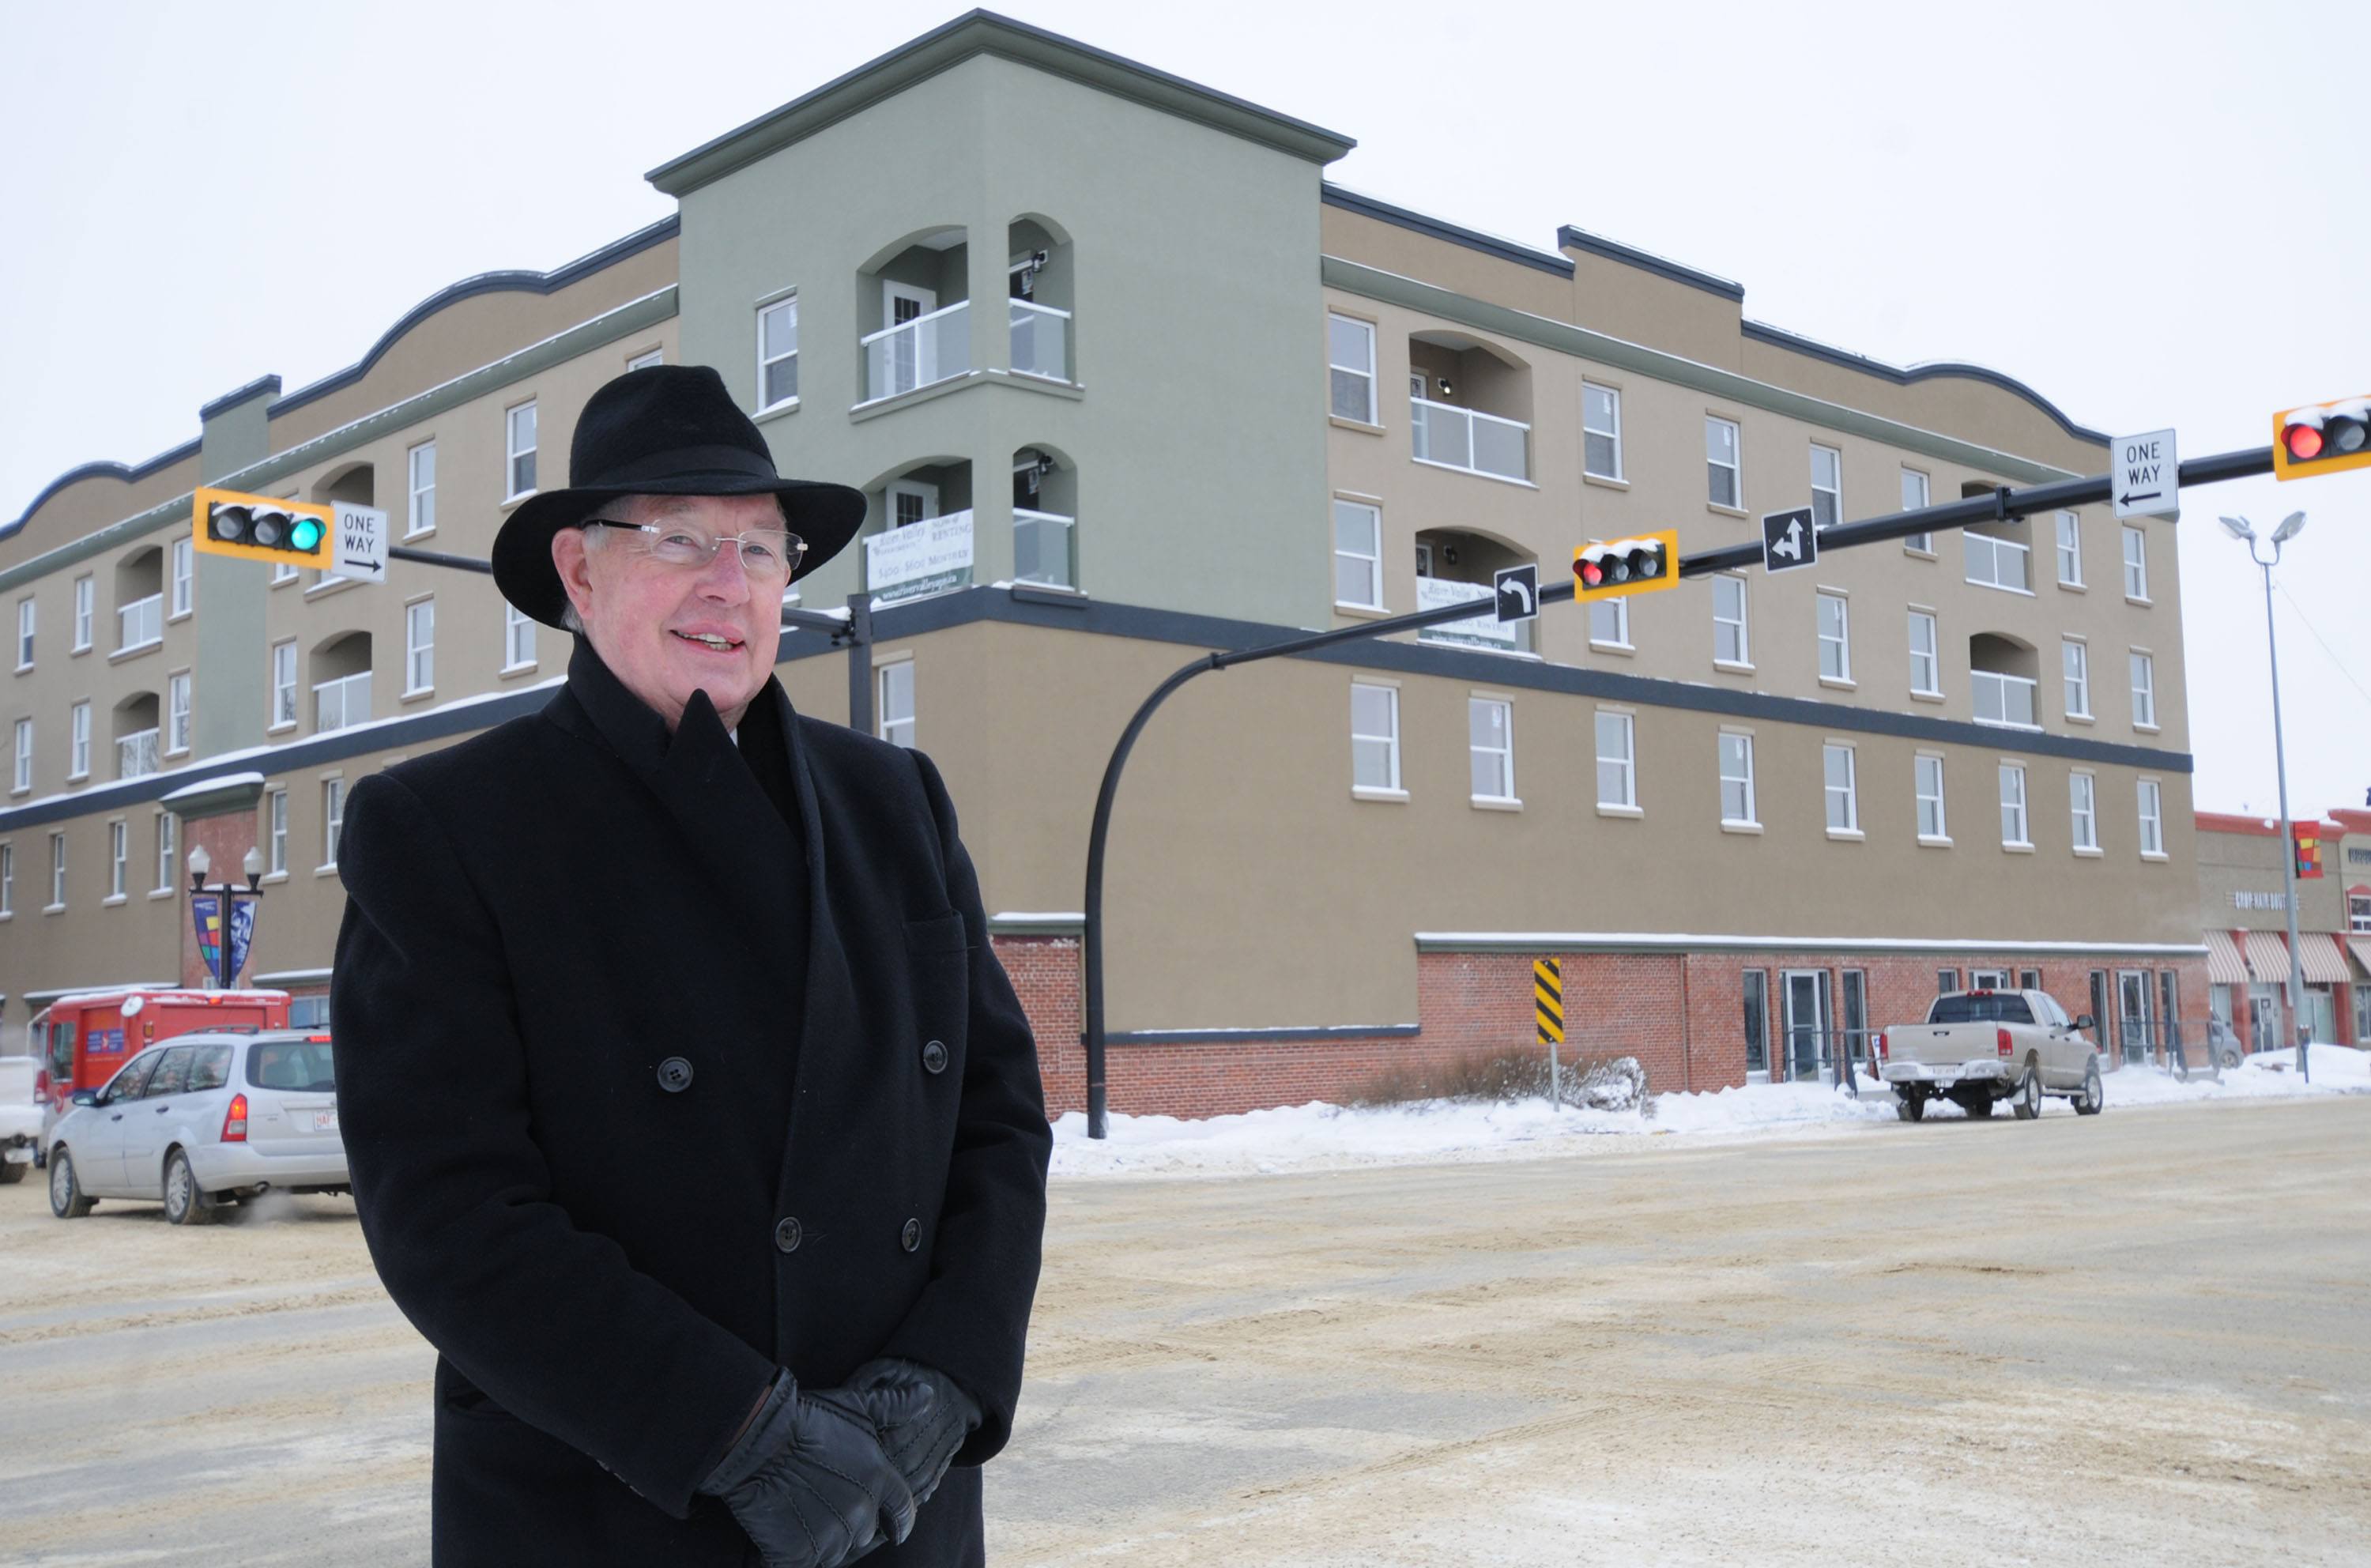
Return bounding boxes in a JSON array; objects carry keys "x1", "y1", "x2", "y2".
[{"x1": 4, "y1": 0, "x2": 2364, "y2": 818}]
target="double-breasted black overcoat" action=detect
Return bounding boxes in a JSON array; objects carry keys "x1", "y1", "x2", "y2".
[{"x1": 330, "y1": 639, "x2": 1053, "y2": 1566}]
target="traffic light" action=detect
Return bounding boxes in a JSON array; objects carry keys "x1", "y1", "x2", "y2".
[
  {"x1": 2272, "y1": 396, "x2": 2371, "y2": 481},
  {"x1": 1573, "y1": 530, "x2": 1680, "y2": 601},
  {"x1": 190, "y1": 487, "x2": 333, "y2": 570},
  {"x1": 2294, "y1": 822, "x2": 2324, "y2": 880}
]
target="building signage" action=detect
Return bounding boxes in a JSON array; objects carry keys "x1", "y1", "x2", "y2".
[
  {"x1": 2232, "y1": 890, "x2": 2290, "y2": 911},
  {"x1": 1415, "y1": 576, "x2": 1515, "y2": 649},
  {"x1": 865, "y1": 511, "x2": 974, "y2": 606}
]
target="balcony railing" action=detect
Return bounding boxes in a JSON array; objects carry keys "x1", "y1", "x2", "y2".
[
  {"x1": 1964, "y1": 532, "x2": 2032, "y2": 592},
  {"x1": 1971, "y1": 669, "x2": 2039, "y2": 729},
  {"x1": 117, "y1": 593, "x2": 162, "y2": 652},
  {"x1": 1410, "y1": 396, "x2": 1530, "y2": 483},
  {"x1": 1008, "y1": 300, "x2": 1070, "y2": 381},
  {"x1": 1013, "y1": 509, "x2": 1075, "y2": 589},
  {"x1": 116, "y1": 728, "x2": 159, "y2": 780},
  {"x1": 861, "y1": 300, "x2": 971, "y2": 403},
  {"x1": 315, "y1": 671, "x2": 372, "y2": 733}
]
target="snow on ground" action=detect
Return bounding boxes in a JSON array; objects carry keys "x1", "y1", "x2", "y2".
[{"x1": 1048, "y1": 1045, "x2": 2369, "y2": 1179}]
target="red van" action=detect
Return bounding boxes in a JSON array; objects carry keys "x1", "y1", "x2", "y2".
[{"x1": 31, "y1": 988, "x2": 290, "y2": 1163}]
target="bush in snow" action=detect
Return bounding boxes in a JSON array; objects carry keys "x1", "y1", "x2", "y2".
[{"x1": 1345, "y1": 1045, "x2": 1649, "y2": 1114}]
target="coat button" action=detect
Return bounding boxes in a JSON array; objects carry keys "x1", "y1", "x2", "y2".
[
  {"x1": 900, "y1": 1218, "x2": 922, "y2": 1253},
  {"x1": 775, "y1": 1217, "x2": 802, "y2": 1253},
  {"x1": 922, "y1": 1039, "x2": 948, "y2": 1075},
  {"x1": 657, "y1": 1057, "x2": 694, "y2": 1093}
]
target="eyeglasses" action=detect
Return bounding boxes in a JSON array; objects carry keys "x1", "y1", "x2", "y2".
[{"x1": 582, "y1": 519, "x2": 808, "y2": 583}]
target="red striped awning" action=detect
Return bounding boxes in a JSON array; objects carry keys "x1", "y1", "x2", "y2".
[
  {"x1": 2242, "y1": 930, "x2": 2292, "y2": 984},
  {"x1": 2203, "y1": 929, "x2": 2248, "y2": 986},
  {"x1": 2348, "y1": 937, "x2": 2371, "y2": 981},
  {"x1": 2294, "y1": 932, "x2": 2351, "y2": 985}
]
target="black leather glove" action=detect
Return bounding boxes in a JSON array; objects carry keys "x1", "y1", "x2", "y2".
[
  {"x1": 844, "y1": 1357, "x2": 982, "y2": 1508},
  {"x1": 697, "y1": 1368, "x2": 923, "y2": 1568}
]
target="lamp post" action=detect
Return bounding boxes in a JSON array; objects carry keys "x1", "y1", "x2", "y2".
[
  {"x1": 2217, "y1": 511, "x2": 2310, "y2": 1084},
  {"x1": 187, "y1": 843, "x2": 267, "y2": 993}
]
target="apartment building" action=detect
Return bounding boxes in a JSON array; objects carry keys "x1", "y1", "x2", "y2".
[
  {"x1": 0, "y1": 13, "x2": 2207, "y2": 1113},
  {"x1": 2195, "y1": 808, "x2": 2371, "y2": 1054}
]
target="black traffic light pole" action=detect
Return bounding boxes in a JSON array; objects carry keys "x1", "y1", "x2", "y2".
[{"x1": 1077, "y1": 443, "x2": 2278, "y2": 1139}]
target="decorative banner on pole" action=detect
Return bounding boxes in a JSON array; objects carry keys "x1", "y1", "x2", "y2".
[
  {"x1": 192, "y1": 893, "x2": 222, "y2": 981},
  {"x1": 228, "y1": 898, "x2": 258, "y2": 982}
]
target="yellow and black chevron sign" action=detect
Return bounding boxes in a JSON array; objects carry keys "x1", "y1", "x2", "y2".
[{"x1": 1533, "y1": 957, "x2": 1563, "y2": 1045}]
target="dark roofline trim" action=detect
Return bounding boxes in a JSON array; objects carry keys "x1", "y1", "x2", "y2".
[
  {"x1": 1323, "y1": 187, "x2": 1573, "y2": 277},
  {"x1": 198, "y1": 375, "x2": 285, "y2": 421},
  {"x1": 1555, "y1": 224, "x2": 1743, "y2": 302},
  {"x1": 1740, "y1": 321, "x2": 2109, "y2": 447},
  {"x1": 647, "y1": 9, "x2": 1355, "y2": 197},
  {"x1": 2, "y1": 440, "x2": 201, "y2": 544},
  {"x1": 268, "y1": 214, "x2": 680, "y2": 419}
]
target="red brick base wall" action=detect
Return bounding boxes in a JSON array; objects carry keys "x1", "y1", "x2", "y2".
[{"x1": 989, "y1": 935, "x2": 2215, "y2": 1121}]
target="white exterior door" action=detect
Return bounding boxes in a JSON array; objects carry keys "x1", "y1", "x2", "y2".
[
  {"x1": 882, "y1": 282, "x2": 936, "y2": 394},
  {"x1": 1782, "y1": 970, "x2": 1831, "y2": 1082},
  {"x1": 885, "y1": 479, "x2": 939, "y2": 530}
]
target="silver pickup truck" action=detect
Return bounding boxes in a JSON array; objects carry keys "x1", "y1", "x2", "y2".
[{"x1": 1876, "y1": 989, "x2": 2105, "y2": 1122}]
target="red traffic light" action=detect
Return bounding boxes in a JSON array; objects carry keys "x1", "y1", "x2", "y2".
[
  {"x1": 2273, "y1": 396, "x2": 2371, "y2": 480},
  {"x1": 1578, "y1": 560, "x2": 1604, "y2": 588},
  {"x1": 2285, "y1": 423, "x2": 2324, "y2": 462}
]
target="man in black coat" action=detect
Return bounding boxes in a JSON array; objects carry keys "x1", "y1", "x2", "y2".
[{"x1": 332, "y1": 365, "x2": 1053, "y2": 1566}]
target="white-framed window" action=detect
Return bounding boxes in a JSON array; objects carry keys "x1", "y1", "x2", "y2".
[
  {"x1": 1590, "y1": 595, "x2": 1629, "y2": 648},
  {"x1": 1583, "y1": 383, "x2": 1623, "y2": 481},
  {"x1": 10, "y1": 718, "x2": 28, "y2": 793},
  {"x1": 1327, "y1": 314, "x2": 1377, "y2": 424},
  {"x1": 2130, "y1": 650, "x2": 2157, "y2": 729},
  {"x1": 2062, "y1": 638, "x2": 2090, "y2": 718},
  {"x1": 1916, "y1": 754, "x2": 1948, "y2": 840},
  {"x1": 68, "y1": 700, "x2": 89, "y2": 781},
  {"x1": 1469, "y1": 697, "x2": 1513, "y2": 801},
  {"x1": 758, "y1": 296, "x2": 799, "y2": 410},
  {"x1": 2122, "y1": 526, "x2": 2149, "y2": 601},
  {"x1": 1333, "y1": 499, "x2": 1382, "y2": 609},
  {"x1": 1713, "y1": 575, "x2": 1749, "y2": 665},
  {"x1": 1596, "y1": 710, "x2": 1635, "y2": 809},
  {"x1": 1718, "y1": 733, "x2": 1756, "y2": 826},
  {"x1": 405, "y1": 597, "x2": 435, "y2": 695},
  {"x1": 2349, "y1": 892, "x2": 2371, "y2": 934},
  {"x1": 273, "y1": 558, "x2": 298, "y2": 585},
  {"x1": 50, "y1": 831, "x2": 66, "y2": 909},
  {"x1": 2000, "y1": 763, "x2": 2030, "y2": 847},
  {"x1": 171, "y1": 536, "x2": 194, "y2": 616},
  {"x1": 72, "y1": 575, "x2": 93, "y2": 652},
  {"x1": 1824, "y1": 743, "x2": 1858, "y2": 833},
  {"x1": 322, "y1": 776, "x2": 346, "y2": 869},
  {"x1": 1706, "y1": 416, "x2": 1740, "y2": 507},
  {"x1": 14, "y1": 597, "x2": 31, "y2": 669},
  {"x1": 503, "y1": 603, "x2": 536, "y2": 670},
  {"x1": 2137, "y1": 778, "x2": 2164, "y2": 856},
  {"x1": 2070, "y1": 771, "x2": 2098, "y2": 851},
  {"x1": 2056, "y1": 511, "x2": 2083, "y2": 586},
  {"x1": 1351, "y1": 680, "x2": 1400, "y2": 792},
  {"x1": 1816, "y1": 592, "x2": 1850, "y2": 681},
  {"x1": 626, "y1": 347, "x2": 664, "y2": 371},
  {"x1": 270, "y1": 639, "x2": 298, "y2": 729},
  {"x1": 108, "y1": 819, "x2": 126, "y2": 899},
  {"x1": 1909, "y1": 610, "x2": 1940, "y2": 695},
  {"x1": 167, "y1": 670, "x2": 191, "y2": 755},
  {"x1": 267, "y1": 787, "x2": 288, "y2": 876},
  {"x1": 0, "y1": 841, "x2": 11, "y2": 915},
  {"x1": 877, "y1": 660, "x2": 915, "y2": 748},
  {"x1": 1901, "y1": 468, "x2": 1932, "y2": 551},
  {"x1": 505, "y1": 401, "x2": 537, "y2": 500},
  {"x1": 1810, "y1": 443, "x2": 1842, "y2": 530},
  {"x1": 154, "y1": 808, "x2": 175, "y2": 893},
  {"x1": 406, "y1": 440, "x2": 437, "y2": 537}
]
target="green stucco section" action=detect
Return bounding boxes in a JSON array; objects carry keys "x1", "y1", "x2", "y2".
[{"x1": 673, "y1": 51, "x2": 1339, "y2": 630}]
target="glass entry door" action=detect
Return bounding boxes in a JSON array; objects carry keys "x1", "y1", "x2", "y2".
[
  {"x1": 2117, "y1": 971, "x2": 2154, "y2": 1065},
  {"x1": 1782, "y1": 970, "x2": 1833, "y2": 1081}
]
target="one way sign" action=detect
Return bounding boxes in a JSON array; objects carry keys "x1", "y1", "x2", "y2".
[{"x1": 2113, "y1": 428, "x2": 2178, "y2": 519}]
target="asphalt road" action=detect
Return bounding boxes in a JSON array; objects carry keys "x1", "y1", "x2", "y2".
[{"x1": 2, "y1": 1096, "x2": 2365, "y2": 1566}]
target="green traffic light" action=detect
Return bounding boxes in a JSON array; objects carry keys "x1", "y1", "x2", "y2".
[{"x1": 290, "y1": 518, "x2": 323, "y2": 552}]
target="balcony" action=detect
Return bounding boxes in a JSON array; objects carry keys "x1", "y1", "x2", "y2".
[
  {"x1": 1972, "y1": 670, "x2": 2039, "y2": 729},
  {"x1": 116, "y1": 594, "x2": 162, "y2": 653},
  {"x1": 116, "y1": 728, "x2": 160, "y2": 780},
  {"x1": 866, "y1": 510, "x2": 975, "y2": 607},
  {"x1": 315, "y1": 671, "x2": 372, "y2": 733},
  {"x1": 1964, "y1": 532, "x2": 2031, "y2": 593},
  {"x1": 1411, "y1": 397, "x2": 1530, "y2": 484},
  {"x1": 1008, "y1": 300, "x2": 1069, "y2": 381},
  {"x1": 861, "y1": 300, "x2": 971, "y2": 403},
  {"x1": 1013, "y1": 509, "x2": 1075, "y2": 589}
]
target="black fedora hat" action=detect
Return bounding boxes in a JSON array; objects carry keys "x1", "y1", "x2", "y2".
[{"x1": 491, "y1": 364, "x2": 865, "y2": 628}]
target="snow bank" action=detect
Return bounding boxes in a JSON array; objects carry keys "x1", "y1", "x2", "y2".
[{"x1": 1047, "y1": 1050, "x2": 2369, "y2": 1180}]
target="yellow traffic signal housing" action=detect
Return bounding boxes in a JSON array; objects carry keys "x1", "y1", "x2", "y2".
[
  {"x1": 190, "y1": 487, "x2": 334, "y2": 570},
  {"x1": 1573, "y1": 529, "x2": 1681, "y2": 601},
  {"x1": 2272, "y1": 396, "x2": 2371, "y2": 481}
]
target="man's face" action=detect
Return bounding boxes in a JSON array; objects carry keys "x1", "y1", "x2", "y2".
[{"x1": 551, "y1": 492, "x2": 787, "y2": 733}]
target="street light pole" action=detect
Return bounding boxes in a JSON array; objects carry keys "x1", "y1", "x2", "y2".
[
  {"x1": 187, "y1": 844, "x2": 267, "y2": 992},
  {"x1": 2219, "y1": 513, "x2": 2310, "y2": 1084}
]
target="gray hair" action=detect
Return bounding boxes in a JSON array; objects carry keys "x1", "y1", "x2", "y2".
[{"x1": 558, "y1": 518, "x2": 615, "y2": 635}]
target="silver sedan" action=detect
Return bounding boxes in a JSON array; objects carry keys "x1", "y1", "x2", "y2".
[{"x1": 46, "y1": 1031, "x2": 349, "y2": 1224}]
